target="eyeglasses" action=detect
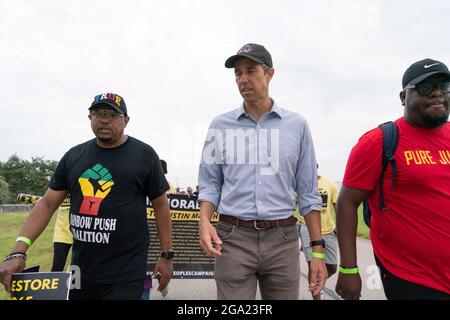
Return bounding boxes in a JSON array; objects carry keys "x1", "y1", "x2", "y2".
[
  {"x1": 404, "y1": 80, "x2": 450, "y2": 96},
  {"x1": 89, "y1": 109, "x2": 125, "y2": 120}
]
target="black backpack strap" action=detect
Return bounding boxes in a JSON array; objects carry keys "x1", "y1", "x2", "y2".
[{"x1": 378, "y1": 121, "x2": 399, "y2": 210}]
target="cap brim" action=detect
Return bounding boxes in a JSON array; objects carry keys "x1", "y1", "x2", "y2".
[
  {"x1": 89, "y1": 102, "x2": 125, "y2": 114},
  {"x1": 224, "y1": 54, "x2": 266, "y2": 68},
  {"x1": 407, "y1": 71, "x2": 450, "y2": 87}
]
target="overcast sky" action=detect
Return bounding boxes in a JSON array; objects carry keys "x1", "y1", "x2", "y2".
[{"x1": 1, "y1": 0, "x2": 449, "y2": 188}]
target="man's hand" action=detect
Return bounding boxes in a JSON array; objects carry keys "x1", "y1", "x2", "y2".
[
  {"x1": 335, "y1": 186, "x2": 368, "y2": 300},
  {"x1": 0, "y1": 258, "x2": 26, "y2": 292},
  {"x1": 0, "y1": 188, "x2": 66, "y2": 293},
  {"x1": 308, "y1": 258, "x2": 328, "y2": 296},
  {"x1": 198, "y1": 219, "x2": 222, "y2": 256},
  {"x1": 152, "y1": 258, "x2": 173, "y2": 292},
  {"x1": 335, "y1": 272, "x2": 362, "y2": 300}
]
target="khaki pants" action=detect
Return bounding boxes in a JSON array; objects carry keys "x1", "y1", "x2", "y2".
[{"x1": 214, "y1": 220, "x2": 300, "y2": 300}]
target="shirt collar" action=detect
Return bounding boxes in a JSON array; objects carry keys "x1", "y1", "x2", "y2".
[{"x1": 234, "y1": 99, "x2": 283, "y2": 120}]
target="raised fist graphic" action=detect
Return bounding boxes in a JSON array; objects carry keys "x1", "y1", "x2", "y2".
[{"x1": 78, "y1": 164, "x2": 114, "y2": 215}]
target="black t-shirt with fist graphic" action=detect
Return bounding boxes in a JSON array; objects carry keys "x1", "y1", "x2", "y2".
[{"x1": 50, "y1": 136, "x2": 169, "y2": 283}]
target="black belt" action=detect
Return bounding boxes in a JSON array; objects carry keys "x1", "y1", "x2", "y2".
[{"x1": 219, "y1": 214, "x2": 298, "y2": 230}]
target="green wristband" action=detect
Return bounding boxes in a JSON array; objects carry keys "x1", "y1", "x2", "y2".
[
  {"x1": 339, "y1": 266, "x2": 360, "y2": 274},
  {"x1": 16, "y1": 236, "x2": 33, "y2": 247},
  {"x1": 311, "y1": 252, "x2": 326, "y2": 260}
]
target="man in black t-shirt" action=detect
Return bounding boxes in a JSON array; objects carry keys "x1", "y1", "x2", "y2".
[{"x1": 0, "y1": 93, "x2": 173, "y2": 300}]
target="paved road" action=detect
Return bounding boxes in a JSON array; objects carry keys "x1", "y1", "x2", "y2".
[{"x1": 151, "y1": 238, "x2": 386, "y2": 300}]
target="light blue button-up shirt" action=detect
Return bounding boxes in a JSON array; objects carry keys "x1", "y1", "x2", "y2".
[{"x1": 198, "y1": 100, "x2": 322, "y2": 220}]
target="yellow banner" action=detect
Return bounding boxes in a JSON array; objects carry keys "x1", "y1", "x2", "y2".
[{"x1": 147, "y1": 208, "x2": 219, "y2": 222}]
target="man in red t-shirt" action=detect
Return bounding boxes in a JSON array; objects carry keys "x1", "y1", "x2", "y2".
[{"x1": 335, "y1": 58, "x2": 450, "y2": 300}]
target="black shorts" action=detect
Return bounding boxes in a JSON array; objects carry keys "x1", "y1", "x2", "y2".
[{"x1": 374, "y1": 255, "x2": 450, "y2": 300}]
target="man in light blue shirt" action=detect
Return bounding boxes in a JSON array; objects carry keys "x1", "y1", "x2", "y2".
[{"x1": 198, "y1": 43, "x2": 327, "y2": 300}]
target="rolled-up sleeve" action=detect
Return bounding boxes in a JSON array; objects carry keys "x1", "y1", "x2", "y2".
[
  {"x1": 295, "y1": 121, "x2": 322, "y2": 216},
  {"x1": 198, "y1": 121, "x2": 223, "y2": 209}
]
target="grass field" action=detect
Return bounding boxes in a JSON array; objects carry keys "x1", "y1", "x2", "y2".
[
  {"x1": 0, "y1": 208, "x2": 369, "y2": 300},
  {"x1": 0, "y1": 212, "x2": 68, "y2": 300}
]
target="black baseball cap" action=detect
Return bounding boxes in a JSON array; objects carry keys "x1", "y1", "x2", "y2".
[
  {"x1": 402, "y1": 58, "x2": 450, "y2": 88},
  {"x1": 225, "y1": 43, "x2": 273, "y2": 69},
  {"x1": 89, "y1": 93, "x2": 128, "y2": 115}
]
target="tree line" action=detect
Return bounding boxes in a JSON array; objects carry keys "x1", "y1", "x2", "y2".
[{"x1": 0, "y1": 154, "x2": 58, "y2": 204}]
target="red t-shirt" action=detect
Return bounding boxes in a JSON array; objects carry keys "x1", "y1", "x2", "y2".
[{"x1": 343, "y1": 117, "x2": 450, "y2": 294}]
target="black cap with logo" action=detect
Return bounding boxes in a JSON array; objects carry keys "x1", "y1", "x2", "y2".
[
  {"x1": 225, "y1": 43, "x2": 273, "y2": 69},
  {"x1": 402, "y1": 58, "x2": 450, "y2": 88},
  {"x1": 89, "y1": 93, "x2": 128, "y2": 115}
]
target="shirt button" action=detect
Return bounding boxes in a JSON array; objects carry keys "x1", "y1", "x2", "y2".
[
  {"x1": 258, "y1": 181, "x2": 262, "y2": 185},
  {"x1": 258, "y1": 201, "x2": 262, "y2": 204}
]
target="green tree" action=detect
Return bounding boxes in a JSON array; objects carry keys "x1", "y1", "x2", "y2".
[
  {"x1": 0, "y1": 154, "x2": 58, "y2": 203},
  {"x1": 0, "y1": 176, "x2": 11, "y2": 204}
]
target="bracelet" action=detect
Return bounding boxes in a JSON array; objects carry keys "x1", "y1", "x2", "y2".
[
  {"x1": 311, "y1": 252, "x2": 326, "y2": 260},
  {"x1": 339, "y1": 265, "x2": 360, "y2": 275},
  {"x1": 4, "y1": 252, "x2": 27, "y2": 262},
  {"x1": 16, "y1": 236, "x2": 33, "y2": 247}
]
